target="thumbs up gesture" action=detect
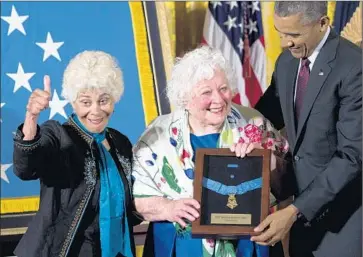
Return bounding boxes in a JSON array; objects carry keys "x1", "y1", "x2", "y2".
[{"x1": 26, "y1": 75, "x2": 52, "y2": 117}]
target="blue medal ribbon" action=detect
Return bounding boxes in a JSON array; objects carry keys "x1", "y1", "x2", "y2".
[{"x1": 202, "y1": 177, "x2": 262, "y2": 195}]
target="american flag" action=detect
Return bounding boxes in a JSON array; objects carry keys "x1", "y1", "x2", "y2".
[
  {"x1": 0, "y1": 2, "x2": 147, "y2": 200},
  {"x1": 203, "y1": 1, "x2": 266, "y2": 107}
]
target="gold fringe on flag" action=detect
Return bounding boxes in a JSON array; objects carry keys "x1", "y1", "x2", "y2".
[
  {"x1": 1, "y1": 196, "x2": 39, "y2": 214},
  {"x1": 129, "y1": 2, "x2": 158, "y2": 126},
  {"x1": 341, "y1": 2, "x2": 362, "y2": 46},
  {"x1": 261, "y1": 2, "x2": 281, "y2": 86},
  {"x1": 327, "y1": 1, "x2": 336, "y2": 25}
]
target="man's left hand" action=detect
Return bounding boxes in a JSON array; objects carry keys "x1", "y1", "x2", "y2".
[{"x1": 250, "y1": 204, "x2": 299, "y2": 246}]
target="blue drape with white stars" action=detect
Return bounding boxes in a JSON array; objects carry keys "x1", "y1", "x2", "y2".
[{"x1": 1, "y1": 2, "x2": 146, "y2": 200}]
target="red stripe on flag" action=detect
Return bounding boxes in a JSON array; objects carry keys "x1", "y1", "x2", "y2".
[
  {"x1": 243, "y1": 61, "x2": 263, "y2": 107},
  {"x1": 259, "y1": 36, "x2": 265, "y2": 47},
  {"x1": 232, "y1": 94, "x2": 242, "y2": 105},
  {"x1": 243, "y1": 35, "x2": 263, "y2": 107}
]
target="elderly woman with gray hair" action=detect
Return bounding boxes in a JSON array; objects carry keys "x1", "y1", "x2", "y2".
[
  {"x1": 13, "y1": 50, "x2": 139, "y2": 257},
  {"x1": 132, "y1": 46, "x2": 290, "y2": 257}
]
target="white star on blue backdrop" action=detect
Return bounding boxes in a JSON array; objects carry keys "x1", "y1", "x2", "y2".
[{"x1": 1, "y1": 2, "x2": 148, "y2": 198}]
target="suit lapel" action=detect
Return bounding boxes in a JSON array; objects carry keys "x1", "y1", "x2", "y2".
[
  {"x1": 285, "y1": 58, "x2": 299, "y2": 149},
  {"x1": 295, "y1": 31, "x2": 339, "y2": 148}
]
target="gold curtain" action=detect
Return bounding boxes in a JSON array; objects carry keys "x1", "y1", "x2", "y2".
[
  {"x1": 155, "y1": 2, "x2": 208, "y2": 80},
  {"x1": 260, "y1": 2, "x2": 281, "y2": 87},
  {"x1": 161, "y1": 2, "x2": 208, "y2": 59},
  {"x1": 340, "y1": 2, "x2": 362, "y2": 46}
]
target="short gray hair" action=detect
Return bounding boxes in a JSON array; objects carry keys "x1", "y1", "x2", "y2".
[
  {"x1": 166, "y1": 46, "x2": 236, "y2": 110},
  {"x1": 62, "y1": 50, "x2": 124, "y2": 102},
  {"x1": 274, "y1": 1, "x2": 327, "y2": 25}
]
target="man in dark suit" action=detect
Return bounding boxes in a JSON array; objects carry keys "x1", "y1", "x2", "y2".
[{"x1": 251, "y1": 2, "x2": 362, "y2": 257}]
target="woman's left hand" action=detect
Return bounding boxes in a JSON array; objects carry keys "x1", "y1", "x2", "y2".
[
  {"x1": 230, "y1": 142, "x2": 263, "y2": 158},
  {"x1": 230, "y1": 142, "x2": 277, "y2": 170}
]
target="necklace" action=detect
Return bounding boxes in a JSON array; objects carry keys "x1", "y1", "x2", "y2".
[{"x1": 202, "y1": 177, "x2": 262, "y2": 209}]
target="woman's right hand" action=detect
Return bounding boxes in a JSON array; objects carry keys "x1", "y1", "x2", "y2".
[
  {"x1": 22, "y1": 75, "x2": 51, "y2": 140},
  {"x1": 26, "y1": 75, "x2": 52, "y2": 117},
  {"x1": 163, "y1": 198, "x2": 200, "y2": 228}
]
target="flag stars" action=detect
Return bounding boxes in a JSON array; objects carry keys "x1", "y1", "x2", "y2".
[
  {"x1": 238, "y1": 38, "x2": 244, "y2": 53},
  {"x1": 36, "y1": 32, "x2": 64, "y2": 62},
  {"x1": 246, "y1": 19, "x2": 258, "y2": 34},
  {"x1": 1, "y1": 163, "x2": 12, "y2": 183},
  {"x1": 224, "y1": 15, "x2": 237, "y2": 31},
  {"x1": 1, "y1": 5, "x2": 29, "y2": 36},
  {"x1": 238, "y1": 22, "x2": 244, "y2": 34},
  {"x1": 212, "y1": 1, "x2": 222, "y2": 9},
  {"x1": 248, "y1": 1, "x2": 261, "y2": 14},
  {"x1": 227, "y1": 1, "x2": 238, "y2": 11},
  {"x1": 0, "y1": 103, "x2": 5, "y2": 123},
  {"x1": 6, "y1": 63, "x2": 35, "y2": 93},
  {"x1": 49, "y1": 90, "x2": 69, "y2": 119}
]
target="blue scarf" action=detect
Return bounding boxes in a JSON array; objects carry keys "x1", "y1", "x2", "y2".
[{"x1": 72, "y1": 114, "x2": 133, "y2": 257}]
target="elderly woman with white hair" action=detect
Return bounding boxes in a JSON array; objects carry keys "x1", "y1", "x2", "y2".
[
  {"x1": 132, "y1": 46, "x2": 290, "y2": 257},
  {"x1": 13, "y1": 50, "x2": 139, "y2": 257}
]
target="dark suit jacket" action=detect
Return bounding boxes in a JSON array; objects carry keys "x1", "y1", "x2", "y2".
[
  {"x1": 255, "y1": 30, "x2": 362, "y2": 257},
  {"x1": 13, "y1": 119, "x2": 141, "y2": 257}
]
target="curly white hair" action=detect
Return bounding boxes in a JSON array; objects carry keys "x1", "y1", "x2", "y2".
[
  {"x1": 166, "y1": 45, "x2": 237, "y2": 110},
  {"x1": 62, "y1": 50, "x2": 124, "y2": 102}
]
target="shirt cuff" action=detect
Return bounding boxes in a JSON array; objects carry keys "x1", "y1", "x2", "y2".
[{"x1": 13, "y1": 124, "x2": 41, "y2": 150}]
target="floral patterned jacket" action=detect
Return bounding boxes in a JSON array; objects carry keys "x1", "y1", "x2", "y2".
[{"x1": 132, "y1": 105, "x2": 289, "y2": 257}]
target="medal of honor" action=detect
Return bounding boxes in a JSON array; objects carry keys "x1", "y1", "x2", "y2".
[
  {"x1": 203, "y1": 177, "x2": 262, "y2": 210},
  {"x1": 227, "y1": 194, "x2": 238, "y2": 209}
]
